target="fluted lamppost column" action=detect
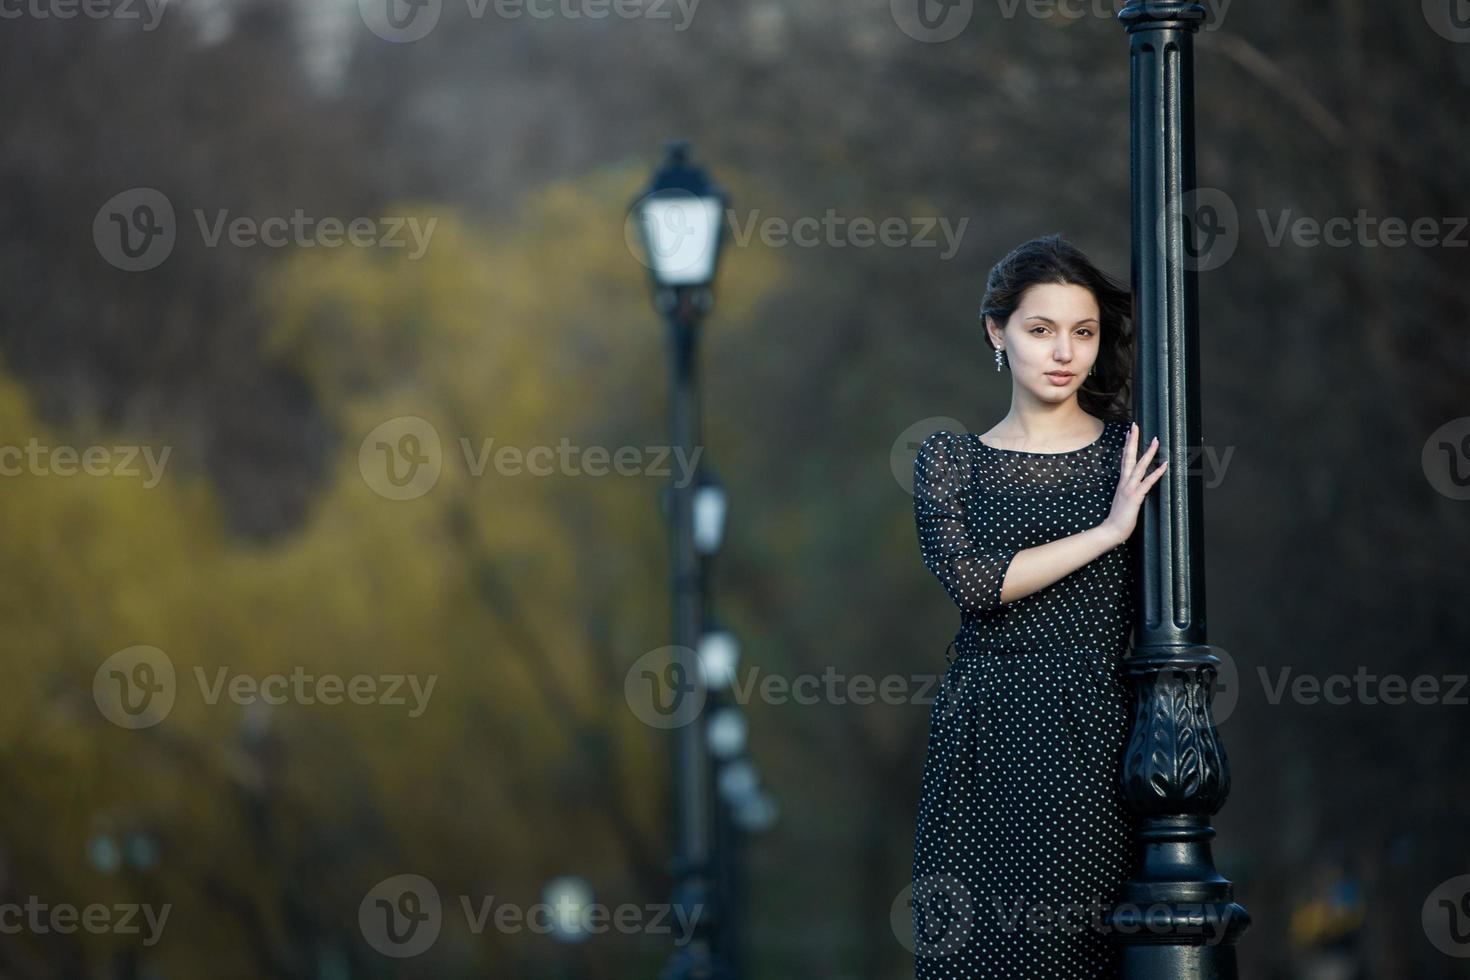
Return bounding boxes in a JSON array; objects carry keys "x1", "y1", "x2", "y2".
[
  {"x1": 1111, "y1": 3, "x2": 1250, "y2": 977},
  {"x1": 631, "y1": 139, "x2": 732, "y2": 980}
]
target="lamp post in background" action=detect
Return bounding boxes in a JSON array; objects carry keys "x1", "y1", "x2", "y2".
[
  {"x1": 1111, "y1": 2, "x2": 1250, "y2": 976},
  {"x1": 692, "y1": 467, "x2": 728, "y2": 561},
  {"x1": 692, "y1": 465, "x2": 740, "y2": 975},
  {"x1": 707, "y1": 689, "x2": 778, "y2": 980},
  {"x1": 543, "y1": 875, "x2": 595, "y2": 980},
  {"x1": 700, "y1": 616, "x2": 743, "y2": 979},
  {"x1": 88, "y1": 823, "x2": 158, "y2": 980},
  {"x1": 630, "y1": 139, "x2": 731, "y2": 980}
]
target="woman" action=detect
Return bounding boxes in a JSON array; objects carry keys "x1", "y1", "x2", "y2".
[{"x1": 909, "y1": 234, "x2": 1167, "y2": 978}]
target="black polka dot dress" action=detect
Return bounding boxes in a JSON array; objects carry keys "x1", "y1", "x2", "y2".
[{"x1": 909, "y1": 416, "x2": 1140, "y2": 979}]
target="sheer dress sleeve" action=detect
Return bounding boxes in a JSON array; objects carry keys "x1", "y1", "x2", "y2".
[{"x1": 913, "y1": 430, "x2": 1019, "y2": 614}]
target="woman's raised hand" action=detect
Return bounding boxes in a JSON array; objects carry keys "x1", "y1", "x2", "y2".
[{"x1": 1101, "y1": 422, "x2": 1168, "y2": 546}]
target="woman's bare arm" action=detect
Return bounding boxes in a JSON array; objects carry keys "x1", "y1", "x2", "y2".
[{"x1": 997, "y1": 524, "x2": 1124, "y2": 604}]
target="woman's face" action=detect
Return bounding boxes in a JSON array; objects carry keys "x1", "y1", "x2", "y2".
[{"x1": 987, "y1": 282, "x2": 1100, "y2": 403}]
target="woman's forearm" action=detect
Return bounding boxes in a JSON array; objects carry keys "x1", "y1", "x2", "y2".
[{"x1": 998, "y1": 523, "x2": 1125, "y2": 605}]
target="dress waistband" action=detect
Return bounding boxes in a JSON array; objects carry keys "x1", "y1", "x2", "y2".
[{"x1": 947, "y1": 631, "x2": 1128, "y2": 663}]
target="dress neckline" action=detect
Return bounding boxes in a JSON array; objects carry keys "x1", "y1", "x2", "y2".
[{"x1": 975, "y1": 417, "x2": 1112, "y2": 457}]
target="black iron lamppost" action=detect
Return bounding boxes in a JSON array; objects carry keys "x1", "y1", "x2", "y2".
[
  {"x1": 701, "y1": 618, "x2": 743, "y2": 980},
  {"x1": 630, "y1": 139, "x2": 731, "y2": 980},
  {"x1": 1111, "y1": 2, "x2": 1250, "y2": 976},
  {"x1": 694, "y1": 464, "x2": 740, "y2": 976}
]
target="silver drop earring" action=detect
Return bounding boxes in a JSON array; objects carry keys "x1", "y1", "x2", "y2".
[{"x1": 995, "y1": 348, "x2": 1004, "y2": 372}]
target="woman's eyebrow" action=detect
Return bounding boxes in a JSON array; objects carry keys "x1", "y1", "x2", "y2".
[{"x1": 1023, "y1": 315, "x2": 1100, "y2": 325}]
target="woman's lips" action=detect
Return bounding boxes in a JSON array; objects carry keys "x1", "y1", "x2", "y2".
[{"x1": 1045, "y1": 372, "x2": 1074, "y2": 385}]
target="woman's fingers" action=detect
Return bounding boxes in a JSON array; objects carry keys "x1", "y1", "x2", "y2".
[
  {"x1": 1121, "y1": 425, "x2": 1171, "y2": 498},
  {"x1": 1133, "y1": 458, "x2": 1168, "y2": 497},
  {"x1": 1128, "y1": 434, "x2": 1160, "y2": 484},
  {"x1": 1122, "y1": 423, "x2": 1140, "y2": 476}
]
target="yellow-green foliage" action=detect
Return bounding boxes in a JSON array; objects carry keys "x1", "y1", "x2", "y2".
[{"x1": 0, "y1": 164, "x2": 781, "y2": 975}]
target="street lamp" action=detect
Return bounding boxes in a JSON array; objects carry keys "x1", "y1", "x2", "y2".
[
  {"x1": 631, "y1": 140, "x2": 728, "y2": 300},
  {"x1": 630, "y1": 139, "x2": 731, "y2": 980},
  {"x1": 711, "y1": 744, "x2": 768, "y2": 980},
  {"x1": 699, "y1": 612, "x2": 745, "y2": 980},
  {"x1": 693, "y1": 468, "x2": 728, "y2": 556},
  {"x1": 542, "y1": 876, "x2": 595, "y2": 945},
  {"x1": 716, "y1": 759, "x2": 759, "y2": 809},
  {"x1": 706, "y1": 707, "x2": 748, "y2": 761},
  {"x1": 731, "y1": 790, "x2": 778, "y2": 835},
  {"x1": 1111, "y1": 3, "x2": 1250, "y2": 976},
  {"x1": 698, "y1": 626, "x2": 740, "y2": 693}
]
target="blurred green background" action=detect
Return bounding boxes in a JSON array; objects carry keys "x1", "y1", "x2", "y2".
[{"x1": 1, "y1": 0, "x2": 1468, "y2": 977}]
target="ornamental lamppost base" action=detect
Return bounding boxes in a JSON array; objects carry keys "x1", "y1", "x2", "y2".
[{"x1": 1108, "y1": 816, "x2": 1251, "y2": 977}]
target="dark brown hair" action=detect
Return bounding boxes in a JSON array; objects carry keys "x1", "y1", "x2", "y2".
[{"x1": 979, "y1": 234, "x2": 1133, "y2": 420}]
